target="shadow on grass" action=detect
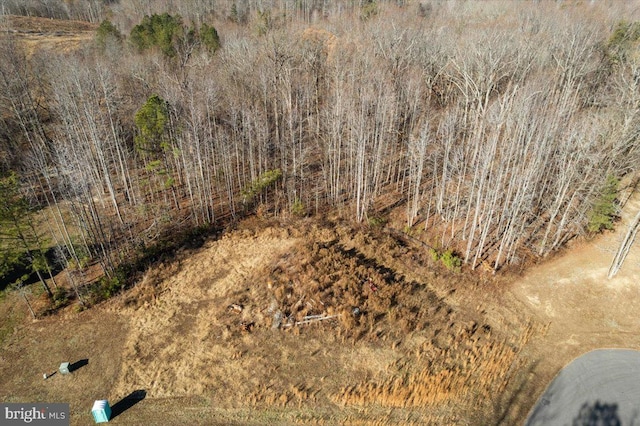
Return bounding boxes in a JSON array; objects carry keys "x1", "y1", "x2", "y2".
[
  {"x1": 0, "y1": 247, "x2": 66, "y2": 292},
  {"x1": 110, "y1": 389, "x2": 147, "y2": 420},
  {"x1": 68, "y1": 358, "x2": 88, "y2": 373}
]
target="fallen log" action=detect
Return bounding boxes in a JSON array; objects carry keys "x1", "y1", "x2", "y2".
[{"x1": 608, "y1": 210, "x2": 640, "y2": 278}]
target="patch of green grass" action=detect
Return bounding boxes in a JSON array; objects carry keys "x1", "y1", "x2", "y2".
[
  {"x1": 52, "y1": 287, "x2": 70, "y2": 309},
  {"x1": 241, "y1": 169, "x2": 282, "y2": 202},
  {"x1": 291, "y1": 198, "x2": 305, "y2": 216},
  {"x1": 430, "y1": 248, "x2": 462, "y2": 272},
  {"x1": 440, "y1": 249, "x2": 462, "y2": 271},
  {"x1": 587, "y1": 175, "x2": 619, "y2": 234},
  {"x1": 429, "y1": 247, "x2": 440, "y2": 262},
  {"x1": 367, "y1": 215, "x2": 387, "y2": 228}
]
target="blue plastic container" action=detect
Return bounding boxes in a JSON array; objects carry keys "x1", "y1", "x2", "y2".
[{"x1": 91, "y1": 400, "x2": 111, "y2": 423}]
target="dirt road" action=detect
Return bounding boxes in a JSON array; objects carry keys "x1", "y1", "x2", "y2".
[{"x1": 509, "y1": 188, "x2": 640, "y2": 422}]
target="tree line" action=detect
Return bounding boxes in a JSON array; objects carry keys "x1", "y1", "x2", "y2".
[{"x1": 1, "y1": 1, "x2": 639, "y2": 302}]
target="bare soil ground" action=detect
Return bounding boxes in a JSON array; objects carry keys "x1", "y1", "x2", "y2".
[{"x1": 505, "y1": 188, "x2": 640, "y2": 421}]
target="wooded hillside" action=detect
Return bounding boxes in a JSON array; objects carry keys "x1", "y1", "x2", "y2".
[{"x1": 1, "y1": 0, "x2": 639, "y2": 296}]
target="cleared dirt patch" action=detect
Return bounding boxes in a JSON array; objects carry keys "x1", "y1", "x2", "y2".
[
  {"x1": 1, "y1": 15, "x2": 97, "y2": 55},
  {"x1": 2, "y1": 15, "x2": 97, "y2": 33},
  {"x1": 0, "y1": 306, "x2": 126, "y2": 424},
  {"x1": 507, "y1": 189, "x2": 640, "y2": 421},
  {"x1": 0, "y1": 219, "x2": 541, "y2": 425}
]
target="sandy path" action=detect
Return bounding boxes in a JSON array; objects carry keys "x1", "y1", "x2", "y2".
[{"x1": 509, "y1": 189, "x2": 640, "y2": 420}]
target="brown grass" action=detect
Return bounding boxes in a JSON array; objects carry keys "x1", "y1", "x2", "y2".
[
  {"x1": 2, "y1": 15, "x2": 97, "y2": 33},
  {"x1": 0, "y1": 218, "x2": 543, "y2": 425},
  {"x1": 0, "y1": 15, "x2": 97, "y2": 56},
  {"x1": 334, "y1": 323, "x2": 537, "y2": 409}
]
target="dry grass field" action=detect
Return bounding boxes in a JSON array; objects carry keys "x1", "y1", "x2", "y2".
[
  {"x1": 1, "y1": 15, "x2": 96, "y2": 55},
  {"x1": 0, "y1": 217, "x2": 546, "y2": 425},
  {"x1": 2, "y1": 194, "x2": 640, "y2": 424},
  {"x1": 0, "y1": 201, "x2": 640, "y2": 425}
]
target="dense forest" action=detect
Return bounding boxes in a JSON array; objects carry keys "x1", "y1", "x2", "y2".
[{"x1": 1, "y1": 0, "x2": 639, "y2": 301}]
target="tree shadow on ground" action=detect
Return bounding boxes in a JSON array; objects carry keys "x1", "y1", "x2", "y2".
[
  {"x1": 110, "y1": 389, "x2": 146, "y2": 420},
  {"x1": 0, "y1": 247, "x2": 64, "y2": 291},
  {"x1": 573, "y1": 401, "x2": 621, "y2": 426}
]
